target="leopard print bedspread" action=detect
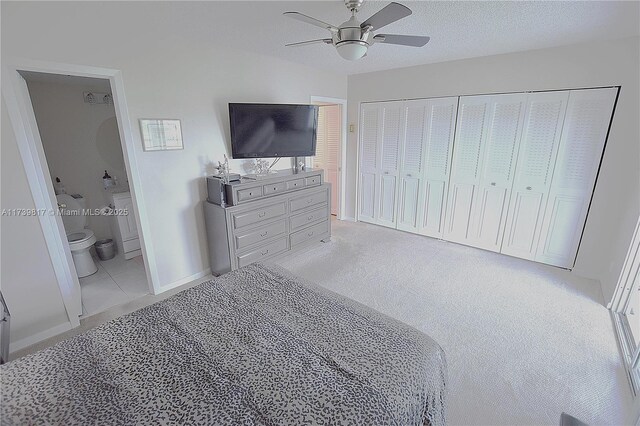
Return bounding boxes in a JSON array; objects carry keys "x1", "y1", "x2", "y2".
[{"x1": 1, "y1": 263, "x2": 446, "y2": 425}]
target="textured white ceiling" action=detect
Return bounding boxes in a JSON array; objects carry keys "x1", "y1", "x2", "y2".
[
  {"x1": 156, "y1": 1, "x2": 640, "y2": 75},
  {"x1": 6, "y1": 1, "x2": 640, "y2": 76}
]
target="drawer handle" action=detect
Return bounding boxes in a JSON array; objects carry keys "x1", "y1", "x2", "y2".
[
  {"x1": 261, "y1": 249, "x2": 269, "y2": 256},
  {"x1": 306, "y1": 199, "x2": 313, "y2": 204},
  {"x1": 248, "y1": 192, "x2": 253, "y2": 196},
  {"x1": 490, "y1": 182, "x2": 496, "y2": 186},
  {"x1": 260, "y1": 232, "x2": 268, "y2": 237},
  {"x1": 307, "y1": 215, "x2": 314, "y2": 221},
  {"x1": 407, "y1": 173, "x2": 412, "y2": 177},
  {"x1": 272, "y1": 187, "x2": 277, "y2": 191},
  {"x1": 526, "y1": 186, "x2": 532, "y2": 190},
  {"x1": 258, "y1": 212, "x2": 266, "y2": 218},
  {"x1": 307, "y1": 231, "x2": 314, "y2": 237}
]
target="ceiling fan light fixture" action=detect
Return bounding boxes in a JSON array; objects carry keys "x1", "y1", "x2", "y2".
[
  {"x1": 284, "y1": 1, "x2": 430, "y2": 60},
  {"x1": 336, "y1": 41, "x2": 368, "y2": 60}
]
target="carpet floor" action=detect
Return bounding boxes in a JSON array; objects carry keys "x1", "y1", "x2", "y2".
[{"x1": 276, "y1": 218, "x2": 633, "y2": 425}]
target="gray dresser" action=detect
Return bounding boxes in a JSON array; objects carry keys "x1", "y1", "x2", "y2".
[{"x1": 204, "y1": 169, "x2": 331, "y2": 275}]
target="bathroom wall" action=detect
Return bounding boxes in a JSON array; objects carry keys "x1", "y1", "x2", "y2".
[{"x1": 26, "y1": 79, "x2": 126, "y2": 240}]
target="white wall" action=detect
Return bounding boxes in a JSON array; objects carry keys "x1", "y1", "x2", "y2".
[
  {"x1": 26, "y1": 80, "x2": 125, "y2": 240},
  {"x1": 1, "y1": 98, "x2": 72, "y2": 346},
  {"x1": 1, "y1": 2, "x2": 347, "y2": 345},
  {"x1": 346, "y1": 36, "x2": 640, "y2": 301}
]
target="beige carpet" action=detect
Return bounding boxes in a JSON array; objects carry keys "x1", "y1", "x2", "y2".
[{"x1": 276, "y1": 218, "x2": 633, "y2": 425}]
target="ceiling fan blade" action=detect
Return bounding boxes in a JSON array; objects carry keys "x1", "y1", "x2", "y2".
[
  {"x1": 285, "y1": 39, "x2": 333, "y2": 47},
  {"x1": 373, "y1": 34, "x2": 430, "y2": 47},
  {"x1": 283, "y1": 12, "x2": 337, "y2": 32},
  {"x1": 361, "y1": 2, "x2": 412, "y2": 31}
]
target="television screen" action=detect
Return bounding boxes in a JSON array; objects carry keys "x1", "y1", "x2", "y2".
[{"x1": 229, "y1": 103, "x2": 319, "y2": 159}]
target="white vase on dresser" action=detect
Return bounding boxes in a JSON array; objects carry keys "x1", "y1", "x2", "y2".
[{"x1": 105, "y1": 186, "x2": 141, "y2": 260}]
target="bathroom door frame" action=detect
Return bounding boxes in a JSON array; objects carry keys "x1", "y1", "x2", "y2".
[
  {"x1": 310, "y1": 96, "x2": 348, "y2": 220},
  {"x1": 2, "y1": 58, "x2": 161, "y2": 331}
]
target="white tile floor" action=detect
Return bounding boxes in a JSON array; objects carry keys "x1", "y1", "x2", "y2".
[{"x1": 79, "y1": 254, "x2": 149, "y2": 316}]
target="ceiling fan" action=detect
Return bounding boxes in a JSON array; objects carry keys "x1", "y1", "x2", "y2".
[{"x1": 284, "y1": 0, "x2": 430, "y2": 61}]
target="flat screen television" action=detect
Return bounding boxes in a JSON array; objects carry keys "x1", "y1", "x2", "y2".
[{"x1": 229, "y1": 103, "x2": 319, "y2": 159}]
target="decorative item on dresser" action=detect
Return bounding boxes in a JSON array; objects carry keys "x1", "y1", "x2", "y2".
[{"x1": 204, "y1": 168, "x2": 331, "y2": 275}]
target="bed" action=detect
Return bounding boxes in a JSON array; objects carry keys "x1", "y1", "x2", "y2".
[{"x1": 1, "y1": 263, "x2": 446, "y2": 425}]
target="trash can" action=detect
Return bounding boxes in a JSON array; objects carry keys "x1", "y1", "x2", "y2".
[{"x1": 95, "y1": 239, "x2": 116, "y2": 261}]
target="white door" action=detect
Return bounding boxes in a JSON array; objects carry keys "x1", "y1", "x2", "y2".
[
  {"x1": 467, "y1": 93, "x2": 528, "y2": 252},
  {"x1": 396, "y1": 99, "x2": 428, "y2": 232},
  {"x1": 501, "y1": 91, "x2": 570, "y2": 260},
  {"x1": 375, "y1": 101, "x2": 404, "y2": 228},
  {"x1": 313, "y1": 104, "x2": 342, "y2": 216},
  {"x1": 535, "y1": 88, "x2": 617, "y2": 267},
  {"x1": 443, "y1": 95, "x2": 492, "y2": 244},
  {"x1": 418, "y1": 97, "x2": 459, "y2": 238},
  {"x1": 358, "y1": 103, "x2": 380, "y2": 223}
]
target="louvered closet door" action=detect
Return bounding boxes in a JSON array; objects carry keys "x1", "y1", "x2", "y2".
[
  {"x1": 501, "y1": 91, "x2": 570, "y2": 260},
  {"x1": 467, "y1": 93, "x2": 528, "y2": 252},
  {"x1": 376, "y1": 101, "x2": 404, "y2": 228},
  {"x1": 358, "y1": 103, "x2": 381, "y2": 223},
  {"x1": 396, "y1": 99, "x2": 428, "y2": 232},
  {"x1": 418, "y1": 97, "x2": 459, "y2": 238},
  {"x1": 443, "y1": 95, "x2": 492, "y2": 244},
  {"x1": 535, "y1": 88, "x2": 617, "y2": 268}
]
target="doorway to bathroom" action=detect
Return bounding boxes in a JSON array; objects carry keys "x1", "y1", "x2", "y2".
[
  {"x1": 310, "y1": 96, "x2": 347, "y2": 219},
  {"x1": 19, "y1": 71, "x2": 151, "y2": 317}
]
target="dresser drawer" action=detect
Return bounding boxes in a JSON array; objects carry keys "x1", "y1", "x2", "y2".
[
  {"x1": 290, "y1": 220, "x2": 329, "y2": 248},
  {"x1": 290, "y1": 205, "x2": 328, "y2": 231},
  {"x1": 305, "y1": 175, "x2": 321, "y2": 187},
  {"x1": 263, "y1": 182, "x2": 287, "y2": 196},
  {"x1": 234, "y1": 219, "x2": 286, "y2": 251},
  {"x1": 232, "y1": 202, "x2": 286, "y2": 229},
  {"x1": 237, "y1": 186, "x2": 263, "y2": 202},
  {"x1": 237, "y1": 237, "x2": 288, "y2": 268},
  {"x1": 286, "y1": 178, "x2": 305, "y2": 190},
  {"x1": 290, "y1": 189, "x2": 328, "y2": 212}
]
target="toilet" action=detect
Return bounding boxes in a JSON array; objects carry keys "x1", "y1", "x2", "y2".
[{"x1": 56, "y1": 194, "x2": 98, "y2": 278}]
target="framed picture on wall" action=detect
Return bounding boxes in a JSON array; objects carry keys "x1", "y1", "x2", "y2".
[{"x1": 139, "y1": 119, "x2": 183, "y2": 151}]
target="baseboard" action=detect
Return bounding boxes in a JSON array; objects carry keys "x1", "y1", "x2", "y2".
[
  {"x1": 570, "y1": 266, "x2": 597, "y2": 280},
  {"x1": 10, "y1": 321, "x2": 74, "y2": 355},
  {"x1": 156, "y1": 268, "x2": 212, "y2": 294},
  {"x1": 340, "y1": 216, "x2": 356, "y2": 222}
]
